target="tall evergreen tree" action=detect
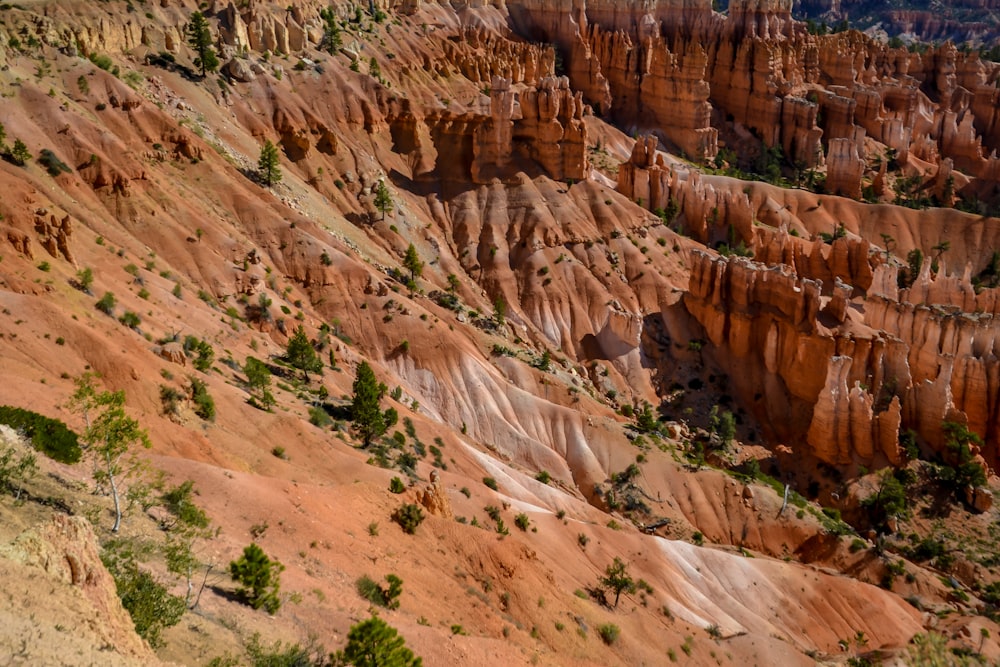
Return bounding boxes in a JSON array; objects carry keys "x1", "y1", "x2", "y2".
[
  {"x1": 186, "y1": 12, "x2": 219, "y2": 77},
  {"x1": 374, "y1": 180, "x2": 393, "y2": 221},
  {"x1": 403, "y1": 243, "x2": 423, "y2": 282},
  {"x1": 257, "y1": 139, "x2": 282, "y2": 188},
  {"x1": 286, "y1": 325, "x2": 321, "y2": 381},
  {"x1": 319, "y1": 8, "x2": 342, "y2": 54},
  {"x1": 351, "y1": 361, "x2": 391, "y2": 447}
]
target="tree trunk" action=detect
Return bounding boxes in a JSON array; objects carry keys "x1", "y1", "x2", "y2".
[
  {"x1": 192, "y1": 562, "x2": 213, "y2": 610},
  {"x1": 108, "y1": 451, "x2": 122, "y2": 533}
]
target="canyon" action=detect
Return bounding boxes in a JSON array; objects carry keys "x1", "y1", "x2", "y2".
[{"x1": 0, "y1": 0, "x2": 1000, "y2": 665}]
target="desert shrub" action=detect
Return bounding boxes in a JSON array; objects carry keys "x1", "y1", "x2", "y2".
[
  {"x1": 189, "y1": 377, "x2": 215, "y2": 421},
  {"x1": 160, "y1": 480, "x2": 209, "y2": 530},
  {"x1": 483, "y1": 476, "x2": 498, "y2": 491},
  {"x1": 229, "y1": 543, "x2": 284, "y2": 614},
  {"x1": 308, "y1": 406, "x2": 332, "y2": 428},
  {"x1": 597, "y1": 623, "x2": 620, "y2": 645},
  {"x1": 535, "y1": 470, "x2": 551, "y2": 484},
  {"x1": 355, "y1": 573, "x2": 403, "y2": 609},
  {"x1": 0, "y1": 405, "x2": 81, "y2": 463},
  {"x1": 102, "y1": 539, "x2": 185, "y2": 647},
  {"x1": 244, "y1": 632, "x2": 327, "y2": 667},
  {"x1": 89, "y1": 53, "x2": 114, "y2": 70},
  {"x1": 96, "y1": 291, "x2": 117, "y2": 315},
  {"x1": 514, "y1": 513, "x2": 530, "y2": 531},
  {"x1": 159, "y1": 385, "x2": 182, "y2": 417},
  {"x1": 392, "y1": 503, "x2": 424, "y2": 534},
  {"x1": 389, "y1": 476, "x2": 406, "y2": 494},
  {"x1": 118, "y1": 310, "x2": 141, "y2": 329},
  {"x1": 37, "y1": 148, "x2": 72, "y2": 176}
]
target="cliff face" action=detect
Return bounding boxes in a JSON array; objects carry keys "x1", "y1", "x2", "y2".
[{"x1": 679, "y1": 240, "x2": 1000, "y2": 471}]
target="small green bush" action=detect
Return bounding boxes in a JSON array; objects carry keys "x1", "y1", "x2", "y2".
[
  {"x1": 355, "y1": 573, "x2": 403, "y2": 609},
  {"x1": 514, "y1": 513, "x2": 530, "y2": 531},
  {"x1": 392, "y1": 503, "x2": 424, "y2": 534},
  {"x1": 483, "y1": 476, "x2": 498, "y2": 491},
  {"x1": 597, "y1": 623, "x2": 620, "y2": 645},
  {"x1": 118, "y1": 310, "x2": 141, "y2": 329},
  {"x1": 96, "y1": 291, "x2": 116, "y2": 315},
  {"x1": 389, "y1": 476, "x2": 406, "y2": 494},
  {"x1": 308, "y1": 406, "x2": 331, "y2": 428},
  {"x1": 189, "y1": 377, "x2": 215, "y2": 421}
]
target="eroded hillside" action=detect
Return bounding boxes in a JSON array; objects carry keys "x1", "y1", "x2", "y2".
[{"x1": 1, "y1": 1, "x2": 1000, "y2": 665}]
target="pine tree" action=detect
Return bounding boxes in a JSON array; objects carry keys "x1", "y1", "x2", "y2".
[
  {"x1": 599, "y1": 557, "x2": 636, "y2": 608},
  {"x1": 337, "y1": 615, "x2": 423, "y2": 667},
  {"x1": 229, "y1": 543, "x2": 284, "y2": 614},
  {"x1": 257, "y1": 139, "x2": 282, "y2": 188},
  {"x1": 403, "y1": 244, "x2": 423, "y2": 282},
  {"x1": 286, "y1": 325, "x2": 321, "y2": 381},
  {"x1": 10, "y1": 138, "x2": 31, "y2": 166},
  {"x1": 374, "y1": 180, "x2": 393, "y2": 220},
  {"x1": 351, "y1": 361, "x2": 390, "y2": 448},
  {"x1": 320, "y1": 8, "x2": 342, "y2": 54},
  {"x1": 186, "y1": 12, "x2": 219, "y2": 77},
  {"x1": 493, "y1": 296, "x2": 506, "y2": 327},
  {"x1": 244, "y1": 356, "x2": 275, "y2": 409}
]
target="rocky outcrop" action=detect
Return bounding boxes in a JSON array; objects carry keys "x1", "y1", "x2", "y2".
[
  {"x1": 678, "y1": 239, "x2": 1000, "y2": 472},
  {"x1": 388, "y1": 76, "x2": 589, "y2": 184},
  {"x1": 0, "y1": 515, "x2": 158, "y2": 665},
  {"x1": 34, "y1": 210, "x2": 75, "y2": 264}
]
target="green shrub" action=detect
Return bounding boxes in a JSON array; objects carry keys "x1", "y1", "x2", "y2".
[
  {"x1": 308, "y1": 406, "x2": 332, "y2": 428},
  {"x1": 160, "y1": 480, "x2": 209, "y2": 530},
  {"x1": 335, "y1": 616, "x2": 422, "y2": 666},
  {"x1": 118, "y1": 310, "x2": 141, "y2": 329},
  {"x1": 89, "y1": 53, "x2": 114, "y2": 70},
  {"x1": 355, "y1": 573, "x2": 403, "y2": 609},
  {"x1": 389, "y1": 476, "x2": 406, "y2": 494},
  {"x1": 535, "y1": 470, "x2": 551, "y2": 484},
  {"x1": 0, "y1": 405, "x2": 81, "y2": 463},
  {"x1": 189, "y1": 377, "x2": 215, "y2": 421},
  {"x1": 229, "y1": 543, "x2": 284, "y2": 614},
  {"x1": 483, "y1": 476, "x2": 498, "y2": 491},
  {"x1": 514, "y1": 513, "x2": 530, "y2": 531},
  {"x1": 96, "y1": 291, "x2": 116, "y2": 315},
  {"x1": 102, "y1": 540, "x2": 185, "y2": 647},
  {"x1": 244, "y1": 632, "x2": 327, "y2": 667},
  {"x1": 597, "y1": 623, "x2": 620, "y2": 645},
  {"x1": 37, "y1": 148, "x2": 72, "y2": 176},
  {"x1": 392, "y1": 503, "x2": 424, "y2": 534}
]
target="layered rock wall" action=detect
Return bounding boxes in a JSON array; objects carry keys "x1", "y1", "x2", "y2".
[{"x1": 679, "y1": 245, "x2": 1000, "y2": 471}]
